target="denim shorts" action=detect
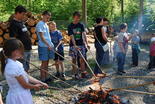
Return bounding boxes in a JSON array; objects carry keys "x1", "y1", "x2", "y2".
[
  {"x1": 69, "y1": 45, "x2": 86, "y2": 59},
  {"x1": 38, "y1": 46, "x2": 55, "y2": 61}
]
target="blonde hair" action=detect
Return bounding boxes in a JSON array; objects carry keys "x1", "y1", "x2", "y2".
[{"x1": 48, "y1": 21, "x2": 56, "y2": 26}]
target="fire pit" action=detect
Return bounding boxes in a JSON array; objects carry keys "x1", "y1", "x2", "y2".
[{"x1": 75, "y1": 87, "x2": 121, "y2": 104}]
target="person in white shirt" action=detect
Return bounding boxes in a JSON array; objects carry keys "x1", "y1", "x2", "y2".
[{"x1": 0, "y1": 38, "x2": 48, "y2": 104}]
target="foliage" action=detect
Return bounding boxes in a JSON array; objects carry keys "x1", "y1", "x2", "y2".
[{"x1": 0, "y1": 0, "x2": 154, "y2": 30}]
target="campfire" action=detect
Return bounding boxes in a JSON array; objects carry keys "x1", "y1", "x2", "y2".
[{"x1": 75, "y1": 87, "x2": 121, "y2": 104}]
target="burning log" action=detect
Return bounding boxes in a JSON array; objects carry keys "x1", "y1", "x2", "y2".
[{"x1": 76, "y1": 87, "x2": 121, "y2": 104}]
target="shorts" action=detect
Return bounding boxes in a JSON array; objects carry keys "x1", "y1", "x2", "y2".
[
  {"x1": 38, "y1": 46, "x2": 55, "y2": 61},
  {"x1": 69, "y1": 45, "x2": 86, "y2": 59},
  {"x1": 54, "y1": 51, "x2": 64, "y2": 61}
]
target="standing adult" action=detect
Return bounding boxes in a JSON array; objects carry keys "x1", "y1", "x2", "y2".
[
  {"x1": 94, "y1": 17, "x2": 109, "y2": 75},
  {"x1": 36, "y1": 11, "x2": 54, "y2": 82},
  {"x1": 9, "y1": 5, "x2": 32, "y2": 72}
]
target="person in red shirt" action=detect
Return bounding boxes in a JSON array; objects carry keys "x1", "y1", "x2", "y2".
[{"x1": 148, "y1": 34, "x2": 155, "y2": 70}]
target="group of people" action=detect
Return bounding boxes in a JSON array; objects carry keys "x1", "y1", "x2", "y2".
[{"x1": 0, "y1": 5, "x2": 155, "y2": 104}]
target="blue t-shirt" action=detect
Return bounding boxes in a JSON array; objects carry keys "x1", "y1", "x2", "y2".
[
  {"x1": 50, "y1": 30, "x2": 64, "y2": 52},
  {"x1": 36, "y1": 21, "x2": 54, "y2": 47}
]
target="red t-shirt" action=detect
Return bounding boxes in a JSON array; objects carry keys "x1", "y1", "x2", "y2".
[{"x1": 150, "y1": 43, "x2": 155, "y2": 56}]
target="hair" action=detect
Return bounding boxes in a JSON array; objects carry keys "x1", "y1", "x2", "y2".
[
  {"x1": 0, "y1": 38, "x2": 24, "y2": 74},
  {"x1": 15, "y1": 5, "x2": 27, "y2": 14},
  {"x1": 96, "y1": 17, "x2": 103, "y2": 24},
  {"x1": 103, "y1": 17, "x2": 109, "y2": 22},
  {"x1": 42, "y1": 10, "x2": 51, "y2": 16},
  {"x1": 73, "y1": 11, "x2": 81, "y2": 17},
  {"x1": 48, "y1": 21, "x2": 56, "y2": 25},
  {"x1": 120, "y1": 23, "x2": 128, "y2": 30}
]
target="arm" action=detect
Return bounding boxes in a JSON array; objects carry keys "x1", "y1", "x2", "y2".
[
  {"x1": 16, "y1": 76, "x2": 42, "y2": 90},
  {"x1": 82, "y1": 32, "x2": 90, "y2": 49},
  {"x1": 101, "y1": 27, "x2": 108, "y2": 42},
  {"x1": 28, "y1": 75, "x2": 48, "y2": 88},
  {"x1": 39, "y1": 32, "x2": 52, "y2": 50}
]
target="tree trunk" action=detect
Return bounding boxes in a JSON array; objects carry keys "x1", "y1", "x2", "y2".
[
  {"x1": 138, "y1": 0, "x2": 144, "y2": 32},
  {"x1": 82, "y1": 0, "x2": 87, "y2": 26},
  {"x1": 121, "y1": 0, "x2": 124, "y2": 22}
]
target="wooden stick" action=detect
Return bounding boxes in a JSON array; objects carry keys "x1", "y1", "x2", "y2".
[
  {"x1": 117, "y1": 89, "x2": 155, "y2": 95},
  {"x1": 113, "y1": 76, "x2": 155, "y2": 79}
]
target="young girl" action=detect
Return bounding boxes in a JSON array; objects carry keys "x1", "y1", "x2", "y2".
[
  {"x1": 0, "y1": 38, "x2": 48, "y2": 104},
  {"x1": 48, "y1": 21, "x2": 66, "y2": 80},
  {"x1": 148, "y1": 33, "x2": 155, "y2": 70}
]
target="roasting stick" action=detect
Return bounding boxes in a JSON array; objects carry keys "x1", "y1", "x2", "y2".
[
  {"x1": 78, "y1": 50, "x2": 96, "y2": 78},
  {"x1": 110, "y1": 81, "x2": 155, "y2": 92},
  {"x1": 117, "y1": 89, "x2": 155, "y2": 95},
  {"x1": 24, "y1": 59, "x2": 82, "y2": 93},
  {"x1": 87, "y1": 48, "x2": 106, "y2": 75},
  {"x1": 49, "y1": 49, "x2": 80, "y2": 70},
  {"x1": 113, "y1": 75, "x2": 155, "y2": 79}
]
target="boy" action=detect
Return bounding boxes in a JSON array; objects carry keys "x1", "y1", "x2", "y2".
[
  {"x1": 131, "y1": 30, "x2": 141, "y2": 67},
  {"x1": 36, "y1": 11, "x2": 54, "y2": 82},
  {"x1": 68, "y1": 11, "x2": 89, "y2": 79},
  {"x1": 148, "y1": 33, "x2": 155, "y2": 70},
  {"x1": 49, "y1": 21, "x2": 66, "y2": 80},
  {"x1": 9, "y1": 5, "x2": 32, "y2": 72}
]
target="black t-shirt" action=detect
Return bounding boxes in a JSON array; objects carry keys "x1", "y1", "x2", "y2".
[
  {"x1": 68, "y1": 22, "x2": 85, "y2": 46},
  {"x1": 94, "y1": 25, "x2": 107, "y2": 45},
  {"x1": 9, "y1": 19, "x2": 32, "y2": 50}
]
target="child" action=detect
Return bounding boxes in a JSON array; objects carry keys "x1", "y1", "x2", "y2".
[
  {"x1": 0, "y1": 38, "x2": 48, "y2": 104},
  {"x1": 131, "y1": 30, "x2": 141, "y2": 67},
  {"x1": 68, "y1": 11, "x2": 89, "y2": 79},
  {"x1": 148, "y1": 33, "x2": 155, "y2": 70},
  {"x1": 36, "y1": 11, "x2": 54, "y2": 83},
  {"x1": 48, "y1": 21, "x2": 66, "y2": 80},
  {"x1": 115, "y1": 23, "x2": 130, "y2": 75}
]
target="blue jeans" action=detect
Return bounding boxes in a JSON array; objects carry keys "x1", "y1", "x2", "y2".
[
  {"x1": 132, "y1": 47, "x2": 139, "y2": 66},
  {"x1": 94, "y1": 42, "x2": 105, "y2": 74},
  {"x1": 117, "y1": 52, "x2": 126, "y2": 72}
]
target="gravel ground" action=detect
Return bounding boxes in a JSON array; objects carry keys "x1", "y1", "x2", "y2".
[{"x1": 1, "y1": 43, "x2": 155, "y2": 104}]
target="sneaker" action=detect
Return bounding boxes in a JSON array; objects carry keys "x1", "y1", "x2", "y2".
[
  {"x1": 120, "y1": 71, "x2": 126, "y2": 74},
  {"x1": 117, "y1": 71, "x2": 123, "y2": 75},
  {"x1": 74, "y1": 74, "x2": 81, "y2": 80},
  {"x1": 81, "y1": 71, "x2": 88, "y2": 78},
  {"x1": 55, "y1": 72, "x2": 61, "y2": 78},
  {"x1": 60, "y1": 73, "x2": 66, "y2": 81}
]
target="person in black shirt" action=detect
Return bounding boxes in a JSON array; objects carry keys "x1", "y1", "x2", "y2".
[
  {"x1": 9, "y1": 5, "x2": 32, "y2": 72},
  {"x1": 68, "y1": 12, "x2": 89, "y2": 79},
  {"x1": 94, "y1": 17, "x2": 109, "y2": 75}
]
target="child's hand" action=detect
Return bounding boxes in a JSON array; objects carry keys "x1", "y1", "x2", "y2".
[
  {"x1": 34, "y1": 84, "x2": 42, "y2": 90},
  {"x1": 41, "y1": 82, "x2": 49, "y2": 89}
]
